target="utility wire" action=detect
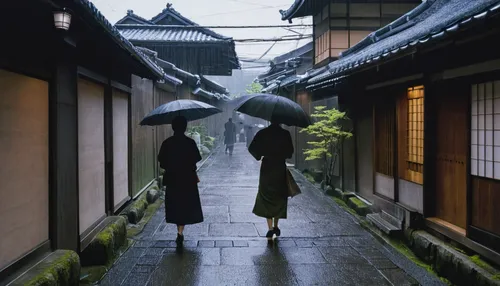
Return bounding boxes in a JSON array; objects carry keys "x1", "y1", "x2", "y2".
[
  {"x1": 116, "y1": 24, "x2": 313, "y2": 29},
  {"x1": 233, "y1": 35, "x2": 312, "y2": 42},
  {"x1": 197, "y1": 5, "x2": 287, "y2": 18},
  {"x1": 226, "y1": 0, "x2": 277, "y2": 8}
]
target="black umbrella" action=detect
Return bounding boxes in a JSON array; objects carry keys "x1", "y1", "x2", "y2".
[
  {"x1": 140, "y1": 99, "x2": 222, "y2": 126},
  {"x1": 234, "y1": 94, "x2": 311, "y2": 128}
]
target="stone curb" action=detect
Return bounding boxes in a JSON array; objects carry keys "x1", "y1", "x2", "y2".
[
  {"x1": 326, "y1": 187, "x2": 371, "y2": 217},
  {"x1": 10, "y1": 250, "x2": 80, "y2": 286},
  {"x1": 122, "y1": 184, "x2": 160, "y2": 224},
  {"x1": 407, "y1": 230, "x2": 500, "y2": 286},
  {"x1": 347, "y1": 196, "x2": 370, "y2": 216},
  {"x1": 80, "y1": 216, "x2": 127, "y2": 267}
]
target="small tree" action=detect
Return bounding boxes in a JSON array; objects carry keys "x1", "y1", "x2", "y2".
[
  {"x1": 245, "y1": 82, "x2": 263, "y2": 94},
  {"x1": 300, "y1": 106, "x2": 353, "y2": 186}
]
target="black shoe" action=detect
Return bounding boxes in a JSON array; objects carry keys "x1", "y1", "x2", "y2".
[
  {"x1": 266, "y1": 229, "x2": 274, "y2": 238},
  {"x1": 273, "y1": 227, "x2": 281, "y2": 237},
  {"x1": 176, "y1": 233, "x2": 184, "y2": 245}
]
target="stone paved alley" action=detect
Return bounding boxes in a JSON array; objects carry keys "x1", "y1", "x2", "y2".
[{"x1": 100, "y1": 143, "x2": 444, "y2": 286}]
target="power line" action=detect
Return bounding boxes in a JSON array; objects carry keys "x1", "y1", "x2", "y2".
[
  {"x1": 117, "y1": 24, "x2": 313, "y2": 29},
  {"x1": 233, "y1": 35, "x2": 312, "y2": 42},
  {"x1": 197, "y1": 5, "x2": 287, "y2": 18},
  {"x1": 227, "y1": 0, "x2": 277, "y2": 8}
]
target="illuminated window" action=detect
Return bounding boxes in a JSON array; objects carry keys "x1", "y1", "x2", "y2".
[
  {"x1": 471, "y1": 81, "x2": 500, "y2": 179},
  {"x1": 407, "y1": 86, "x2": 424, "y2": 184}
]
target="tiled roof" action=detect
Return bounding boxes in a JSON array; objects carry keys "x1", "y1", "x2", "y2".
[
  {"x1": 306, "y1": 0, "x2": 500, "y2": 88},
  {"x1": 201, "y1": 76, "x2": 229, "y2": 95},
  {"x1": 116, "y1": 25, "x2": 229, "y2": 43},
  {"x1": 75, "y1": 0, "x2": 165, "y2": 79},
  {"x1": 273, "y1": 42, "x2": 312, "y2": 65},
  {"x1": 279, "y1": 0, "x2": 331, "y2": 22},
  {"x1": 151, "y1": 3, "x2": 197, "y2": 25},
  {"x1": 193, "y1": 87, "x2": 216, "y2": 99},
  {"x1": 116, "y1": 10, "x2": 153, "y2": 25},
  {"x1": 279, "y1": 0, "x2": 307, "y2": 21}
]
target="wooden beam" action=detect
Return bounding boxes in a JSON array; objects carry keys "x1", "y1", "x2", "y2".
[
  {"x1": 441, "y1": 59, "x2": 500, "y2": 80},
  {"x1": 366, "y1": 74, "x2": 423, "y2": 90},
  {"x1": 77, "y1": 66, "x2": 108, "y2": 85},
  {"x1": 111, "y1": 81, "x2": 132, "y2": 94}
]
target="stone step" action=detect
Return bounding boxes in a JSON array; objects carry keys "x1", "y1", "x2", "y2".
[
  {"x1": 381, "y1": 210, "x2": 403, "y2": 229},
  {"x1": 367, "y1": 213, "x2": 402, "y2": 236}
]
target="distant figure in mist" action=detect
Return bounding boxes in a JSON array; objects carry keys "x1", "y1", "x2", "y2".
[
  {"x1": 224, "y1": 118, "x2": 236, "y2": 155},
  {"x1": 158, "y1": 116, "x2": 203, "y2": 246},
  {"x1": 248, "y1": 119, "x2": 294, "y2": 240}
]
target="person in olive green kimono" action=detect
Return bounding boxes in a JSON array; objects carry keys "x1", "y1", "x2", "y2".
[{"x1": 248, "y1": 120, "x2": 294, "y2": 239}]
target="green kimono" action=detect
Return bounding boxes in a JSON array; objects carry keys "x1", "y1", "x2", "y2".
[{"x1": 249, "y1": 124, "x2": 294, "y2": 219}]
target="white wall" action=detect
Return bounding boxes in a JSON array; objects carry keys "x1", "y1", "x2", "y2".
[
  {"x1": 112, "y1": 89, "x2": 129, "y2": 210},
  {"x1": 78, "y1": 78, "x2": 105, "y2": 234},
  {"x1": 0, "y1": 69, "x2": 49, "y2": 270}
]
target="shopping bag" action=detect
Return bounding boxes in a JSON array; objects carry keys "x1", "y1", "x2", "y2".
[{"x1": 286, "y1": 169, "x2": 301, "y2": 197}]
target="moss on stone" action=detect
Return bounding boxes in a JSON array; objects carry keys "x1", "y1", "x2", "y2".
[
  {"x1": 332, "y1": 197, "x2": 359, "y2": 217},
  {"x1": 25, "y1": 251, "x2": 79, "y2": 286},
  {"x1": 303, "y1": 172, "x2": 315, "y2": 184},
  {"x1": 127, "y1": 198, "x2": 163, "y2": 238},
  {"x1": 471, "y1": 255, "x2": 490, "y2": 269},
  {"x1": 79, "y1": 266, "x2": 107, "y2": 285},
  {"x1": 469, "y1": 254, "x2": 500, "y2": 280},
  {"x1": 349, "y1": 197, "x2": 366, "y2": 208},
  {"x1": 80, "y1": 217, "x2": 127, "y2": 267},
  {"x1": 360, "y1": 219, "x2": 452, "y2": 285}
]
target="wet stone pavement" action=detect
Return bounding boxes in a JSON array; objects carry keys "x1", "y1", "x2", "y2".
[{"x1": 100, "y1": 143, "x2": 444, "y2": 286}]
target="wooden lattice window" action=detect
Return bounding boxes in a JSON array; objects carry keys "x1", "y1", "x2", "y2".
[
  {"x1": 407, "y1": 86, "x2": 424, "y2": 184},
  {"x1": 374, "y1": 102, "x2": 395, "y2": 177},
  {"x1": 471, "y1": 81, "x2": 500, "y2": 179}
]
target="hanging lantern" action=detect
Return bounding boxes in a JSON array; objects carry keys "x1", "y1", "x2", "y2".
[{"x1": 53, "y1": 9, "x2": 72, "y2": 30}]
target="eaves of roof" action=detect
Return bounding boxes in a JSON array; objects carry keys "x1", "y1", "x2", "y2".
[
  {"x1": 76, "y1": 0, "x2": 165, "y2": 79},
  {"x1": 193, "y1": 87, "x2": 216, "y2": 100},
  {"x1": 155, "y1": 58, "x2": 228, "y2": 98},
  {"x1": 307, "y1": 0, "x2": 500, "y2": 88},
  {"x1": 116, "y1": 11, "x2": 154, "y2": 25},
  {"x1": 150, "y1": 6, "x2": 230, "y2": 40},
  {"x1": 163, "y1": 74, "x2": 183, "y2": 86},
  {"x1": 279, "y1": 0, "x2": 306, "y2": 21},
  {"x1": 273, "y1": 41, "x2": 312, "y2": 65},
  {"x1": 116, "y1": 25, "x2": 231, "y2": 43},
  {"x1": 201, "y1": 76, "x2": 229, "y2": 95}
]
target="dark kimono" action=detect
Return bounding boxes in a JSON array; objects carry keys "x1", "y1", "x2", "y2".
[
  {"x1": 249, "y1": 124, "x2": 294, "y2": 219},
  {"x1": 158, "y1": 134, "x2": 203, "y2": 225},
  {"x1": 224, "y1": 121, "x2": 236, "y2": 146}
]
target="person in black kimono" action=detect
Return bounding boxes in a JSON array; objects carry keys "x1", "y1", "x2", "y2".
[
  {"x1": 158, "y1": 116, "x2": 203, "y2": 246},
  {"x1": 224, "y1": 118, "x2": 237, "y2": 155},
  {"x1": 248, "y1": 120, "x2": 294, "y2": 239}
]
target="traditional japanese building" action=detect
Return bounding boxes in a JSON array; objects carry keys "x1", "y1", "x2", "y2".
[
  {"x1": 288, "y1": 0, "x2": 500, "y2": 272},
  {"x1": 279, "y1": 0, "x2": 421, "y2": 67},
  {"x1": 116, "y1": 3, "x2": 240, "y2": 75}
]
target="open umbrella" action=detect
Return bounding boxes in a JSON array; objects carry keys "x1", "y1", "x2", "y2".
[
  {"x1": 234, "y1": 94, "x2": 311, "y2": 128},
  {"x1": 140, "y1": 99, "x2": 221, "y2": 126}
]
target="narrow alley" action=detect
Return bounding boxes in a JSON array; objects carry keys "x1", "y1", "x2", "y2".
[{"x1": 100, "y1": 143, "x2": 443, "y2": 286}]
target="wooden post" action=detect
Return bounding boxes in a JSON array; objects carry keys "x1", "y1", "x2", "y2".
[
  {"x1": 422, "y1": 76, "x2": 435, "y2": 217},
  {"x1": 104, "y1": 82, "x2": 114, "y2": 214},
  {"x1": 49, "y1": 42, "x2": 79, "y2": 251}
]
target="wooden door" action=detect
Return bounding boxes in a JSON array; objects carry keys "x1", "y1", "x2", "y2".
[{"x1": 434, "y1": 84, "x2": 468, "y2": 229}]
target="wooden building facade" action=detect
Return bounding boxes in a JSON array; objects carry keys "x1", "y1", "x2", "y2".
[
  {"x1": 0, "y1": 0, "x2": 171, "y2": 281},
  {"x1": 293, "y1": 0, "x2": 500, "y2": 265}
]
